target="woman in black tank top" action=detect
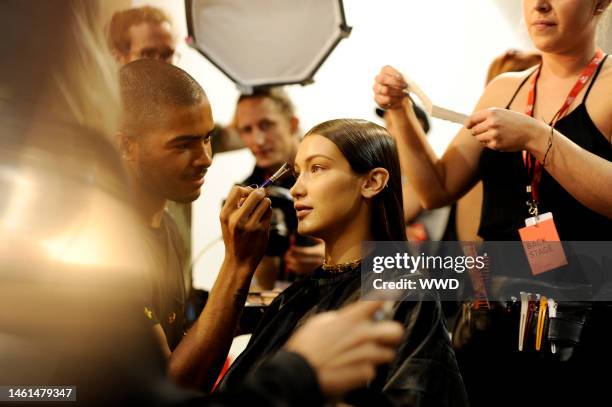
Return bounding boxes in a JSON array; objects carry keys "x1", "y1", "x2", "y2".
[
  {"x1": 373, "y1": 0, "x2": 612, "y2": 405},
  {"x1": 479, "y1": 56, "x2": 612, "y2": 241}
]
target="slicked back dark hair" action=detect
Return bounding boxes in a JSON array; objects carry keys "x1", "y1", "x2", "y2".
[
  {"x1": 119, "y1": 59, "x2": 207, "y2": 135},
  {"x1": 304, "y1": 119, "x2": 407, "y2": 242}
]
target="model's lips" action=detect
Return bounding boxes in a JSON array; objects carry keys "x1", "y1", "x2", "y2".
[
  {"x1": 532, "y1": 19, "x2": 556, "y2": 30},
  {"x1": 294, "y1": 203, "x2": 313, "y2": 220}
]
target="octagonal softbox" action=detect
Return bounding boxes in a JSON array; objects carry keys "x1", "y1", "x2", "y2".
[{"x1": 185, "y1": 0, "x2": 351, "y2": 93}]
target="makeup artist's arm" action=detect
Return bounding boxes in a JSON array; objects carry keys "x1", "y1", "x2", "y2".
[{"x1": 163, "y1": 186, "x2": 272, "y2": 391}]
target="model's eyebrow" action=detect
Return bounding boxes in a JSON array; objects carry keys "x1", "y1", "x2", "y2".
[
  {"x1": 304, "y1": 154, "x2": 334, "y2": 163},
  {"x1": 293, "y1": 154, "x2": 334, "y2": 171}
]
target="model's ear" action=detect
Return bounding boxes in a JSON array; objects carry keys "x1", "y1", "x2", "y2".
[
  {"x1": 116, "y1": 131, "x2": 137, "y2": 162},
  {"x1": 361, "y1": 167, "x2": 389, "y2": 199}
]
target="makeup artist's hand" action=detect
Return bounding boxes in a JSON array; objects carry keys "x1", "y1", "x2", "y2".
[
  {"x1": 285, "y1": 301, "x2": 403, "y2": 398},
  {"x1": 220, "y1": 186, "x2": 272, "y2": 271}
]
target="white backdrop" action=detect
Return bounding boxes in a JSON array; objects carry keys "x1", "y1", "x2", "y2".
[{"x1": 131, "y1": 0, "x2": 608, "y2": 290}]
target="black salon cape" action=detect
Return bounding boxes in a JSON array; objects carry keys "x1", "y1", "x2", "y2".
[{"x1": 219, "y1": 267, "x2": 469, "y2": 407}]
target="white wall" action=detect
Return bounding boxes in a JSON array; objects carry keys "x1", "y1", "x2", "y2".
[{"x1": 131, "y1": 1, "x2": 602, "y2": 290}]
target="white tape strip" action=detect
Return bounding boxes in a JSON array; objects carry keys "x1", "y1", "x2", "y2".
[
  {"x1": 400, "y1": 72, "x2": 468, "y2": 125},
  {"x1": 431, "y1": 105, "x2": 468, "y2": 125}
]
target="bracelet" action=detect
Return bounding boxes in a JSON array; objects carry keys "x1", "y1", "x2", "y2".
[{"x1": 542, "y1": 124, "x2": 554, "y2": 167}]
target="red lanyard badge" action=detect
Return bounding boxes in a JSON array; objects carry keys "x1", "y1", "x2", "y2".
[
  {"x1": 522, "y1": 49, "x2": 605, "y2": 216},
  {"x1": 518, "y1": 50, "x2": 604, "y2": 276}
]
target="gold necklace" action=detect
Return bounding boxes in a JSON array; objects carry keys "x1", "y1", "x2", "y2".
[{"x1": 322, "y1": 259, "x2": 362, "y2": 274}]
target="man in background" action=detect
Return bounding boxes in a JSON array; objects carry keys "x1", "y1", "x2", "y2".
[{"x1": 107, "y1": 5, "x2": 177, "y2": 65}]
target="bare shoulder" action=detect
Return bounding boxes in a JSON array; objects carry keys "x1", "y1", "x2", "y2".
[
  {"x1": 585, "y1": 57, "x2": 612, "y2": 140},
  {"x1": 446, "y1": 68, "x2": 537, "y2": 164},
  {"x1": 475, "y1": 67, "x2": 536, "y2": 110},
  {"x1": 587, "y1": 56, "x2": 612, "y2": 101}
]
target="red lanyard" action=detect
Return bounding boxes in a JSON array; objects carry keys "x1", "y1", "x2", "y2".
[{"x1": 522, "y1": 49, "x2": 605, "y2": 213}]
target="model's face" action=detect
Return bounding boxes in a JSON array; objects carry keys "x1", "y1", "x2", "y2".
[
  {"x1": 129, "y1": 102, "x2": 214, "y2": 203},
  {"x1": 121, "y1": 21, "x2": 176, "y2": 65},
  {"x1": 290, "y1": 135, "x2": 364, "y2": 240},
  {"x1": 236, "y1": 97, "x2": 297, "y2": 172},
  {"x1": 523, "y1": 0, "x2": 602, "y2": 53}
]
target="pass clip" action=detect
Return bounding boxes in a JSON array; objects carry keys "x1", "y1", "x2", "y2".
[
  {"x1": 547, "y1": 298, "x2": 557, "y2": 354},
  {"x1": 519, "y1": 292, "x2": 529, "y2": 351},
  {"x1": 535, "y1": 296, "x2": 548, "y2": 351}
]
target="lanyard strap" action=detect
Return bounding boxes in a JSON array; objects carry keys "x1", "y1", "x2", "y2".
[{"x1": 522, "y1": 49, "x2": 605, "y2": 210}]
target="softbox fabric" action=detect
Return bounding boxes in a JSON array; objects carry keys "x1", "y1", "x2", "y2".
[{"x1": 186, "y1": 0, "x2": 350, "y2": 92}]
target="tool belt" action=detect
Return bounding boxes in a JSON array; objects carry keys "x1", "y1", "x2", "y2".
[{"x1": 452, "y1": 298, "x2": 591, "y2": 362}]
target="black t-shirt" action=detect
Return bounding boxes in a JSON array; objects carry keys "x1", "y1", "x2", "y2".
[{"x1": 143, "y1": 211, "x2": 188, "y2": 350}]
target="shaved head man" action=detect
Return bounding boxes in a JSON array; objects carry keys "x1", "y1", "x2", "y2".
[
  {"x1": 120, "y1": 60, "x2": 213, "y2": 209},
  {"x1": 118, "y1": 60, "x2": 272, "y2": 391}
]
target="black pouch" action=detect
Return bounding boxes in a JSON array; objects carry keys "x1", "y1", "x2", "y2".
[{"x1": 547, "y1": 301, "x2": 591, "y2": 362}]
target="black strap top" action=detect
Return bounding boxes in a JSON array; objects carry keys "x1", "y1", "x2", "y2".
[{"x1": 478, "y1": 55, "x2": 611, "y2": 241}]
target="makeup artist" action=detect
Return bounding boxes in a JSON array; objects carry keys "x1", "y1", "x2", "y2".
[{"x1": 118, "y1": 59, "x2": 276, "y2": 391}]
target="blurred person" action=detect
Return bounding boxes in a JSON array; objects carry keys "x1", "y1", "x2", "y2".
[
  {"x1": 0, "y1": 1, "x2": 406, "y2": 405},
  {"x1": 210, "y1": 122, "x2": 245, "y2": 156},
  {"x1": 0, "y1": 0, "x2": 180, "y2": 404},
  {"x1": 107, "y1": 5, "x2": 176, "y2": 65},
  {"x1": 235, "y1": 88, "x2": 325, "y2": 289},
  {"x1": 374, "y1": 0, "x2": 612, "y2": 405},
  {"x1": 485, "y1": 49, "x2": 543, "y2": 86},
  {"x1": 219, "y1": 119, "x2": 469, "y2": 406}
]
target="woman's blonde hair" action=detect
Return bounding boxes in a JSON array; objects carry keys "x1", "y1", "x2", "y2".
[{"x1": 1, "y1": 0, "x2": 120, "y2": 139}]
